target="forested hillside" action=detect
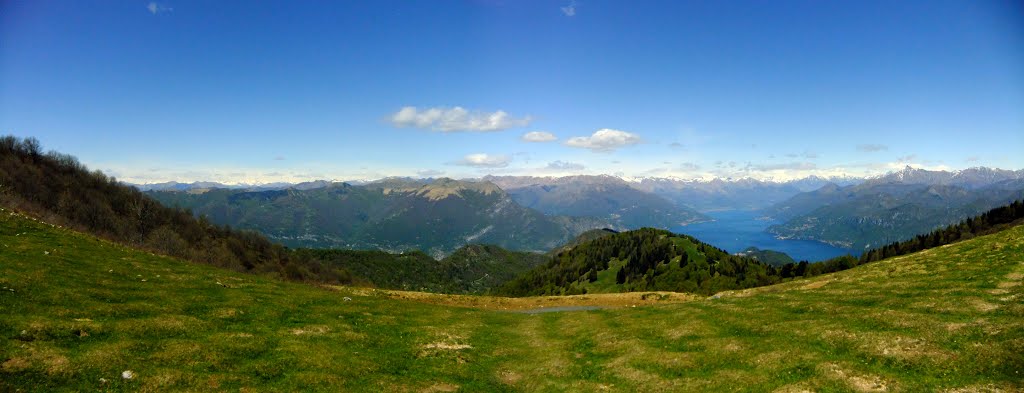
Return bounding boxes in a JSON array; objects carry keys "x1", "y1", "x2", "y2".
[
  {"x1": 498, "y1": 228, "x2": 787, "y2": 296},
  {"x1": 0, "y1": 136, "x2": 544, "y2": 293}
]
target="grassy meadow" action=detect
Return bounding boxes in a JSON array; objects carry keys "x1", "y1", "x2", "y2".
[{"x1": 1, "y1": 206, "x2": 1022, "y2": 392}]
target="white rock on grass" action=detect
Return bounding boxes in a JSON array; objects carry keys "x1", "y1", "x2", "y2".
[{"x1": 122, "y1": 370, "x2": 134, "y2": 379}]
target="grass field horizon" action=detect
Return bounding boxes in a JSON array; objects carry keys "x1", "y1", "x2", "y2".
[{"x1": 2, "y1": 206, "x2": 1022, "y2": 392}]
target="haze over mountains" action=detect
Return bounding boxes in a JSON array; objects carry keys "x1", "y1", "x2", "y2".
[
  {"x1": 484, "y1": 175, "x2": 708, "y2": 228},
  {"x1": 147, "y1": 178, "x2": 616, "y2": 257},
  {"x1": 136, "y1": 166, "x2": 1024, "y2": 259}
]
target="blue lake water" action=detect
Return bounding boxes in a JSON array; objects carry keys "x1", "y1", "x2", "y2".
[{"x1": 674, "y1": 210, "x2": 855, "y2": 262}]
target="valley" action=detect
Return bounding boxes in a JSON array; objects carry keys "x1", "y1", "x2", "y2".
[
  {"x1": 2, "y1": 205, "x2": 1021, "y2": 391},
  {"x1": 3, "y1": 1, "x2": 1021, "y2": 390}
]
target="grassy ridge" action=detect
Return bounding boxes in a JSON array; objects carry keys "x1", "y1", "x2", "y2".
[{"x1": 2, "y1": 208, "x2": 1022, "y2": 391}]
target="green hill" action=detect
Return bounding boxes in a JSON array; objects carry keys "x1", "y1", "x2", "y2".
[
  {"x1": 2, "y1": 205, "x2": 1022, "y2": 391},
  {"x1": 734, "y1": 246, "x2": 796, "y2": 267},
  {"x1": 498, "y1": 228, "x2": 786, "y2": 296}
]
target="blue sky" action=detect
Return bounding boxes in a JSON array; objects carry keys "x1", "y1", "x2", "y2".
[{"x1": 2, "y1": 0, "x2": 1022, "y2": 184}]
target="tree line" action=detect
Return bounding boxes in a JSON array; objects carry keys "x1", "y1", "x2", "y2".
[{"x1": 858, "y1": 199, "x2": 1024, "y2": 264}]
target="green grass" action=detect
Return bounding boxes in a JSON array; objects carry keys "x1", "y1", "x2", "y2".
[{"x1": 2, "y1": 207, "x2": 1023, "y2": 392}]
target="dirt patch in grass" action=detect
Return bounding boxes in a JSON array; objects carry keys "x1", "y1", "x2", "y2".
[
  {"x1": 970, "y1": 299, "x2": 1000, "y2": 312},
  {"x1": 497, "y1": 369, "x2": 522, "y2": 385},
  {"x1": 214, "y1": 308, "x2": 240, "y2": 318},
  {"x1": 771, "y1": 383, "x2": 815, "y2": 393},
  {"x1": 871, "y1": 335, "x2": 948, "y2": 361},
  {"x1": 338, "y1": 287, "x2": 698, "y2": 310},
  {"x1": 819, "y1": 362, "x2": 890, "y2": 392},
  {"x1": 944, "y1": 384, "x2": 1014, "y2": 393},
  {"x1": 290, "y1": 325, "x2": 330, "y2": 336},
  {"x1": 420, "y1": 382, "x2": 459, "y2": 392},
  {"x1": 423, "y1": 342, "x2": 472, "y2": 350},
  {"x1": 802, "y1": 280, "x2": 831, "y2": 290},
  {"x1": 1, "y1": 357, "x2": 30, "y2": 372}
]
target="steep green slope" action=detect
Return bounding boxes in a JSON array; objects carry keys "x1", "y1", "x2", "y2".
[
  {"x1": 148, "y1": 179, "x2": 612, "y2": 256},
  {"x1": 2, "y1": 206, "x2": 1022, "y2": 391}
]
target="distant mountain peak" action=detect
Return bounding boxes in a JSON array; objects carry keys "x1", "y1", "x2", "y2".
[
  {"x1": 414, "y1": 178, "x2": 502, "y2": 201},
  {"x1": 866, "y1": 166, "x2": 1023, "y2": 189}
]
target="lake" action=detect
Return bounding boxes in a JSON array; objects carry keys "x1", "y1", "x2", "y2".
[{"x1": 675, "y1": 210, "x2": 855, "y2": 262}]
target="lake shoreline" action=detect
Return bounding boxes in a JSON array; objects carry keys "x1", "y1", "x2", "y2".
[{"x1": 674, "y1": 210, "x2": 856, "y2": 262}]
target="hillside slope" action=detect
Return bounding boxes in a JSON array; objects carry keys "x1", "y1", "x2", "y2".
[{"x1": 2, "y1": 208, "x2": 1022, "y2": 391}]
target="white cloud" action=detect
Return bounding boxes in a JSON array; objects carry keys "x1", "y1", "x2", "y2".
[
  {"x1": 521, "y1": 131, "x2": 557, "y2": 142},
  {"x1": 147, "y1": 2, "x2": 172, "y2": 14},
  {"x1": 451, "y1": 153, "x2": 511, "y2": 168},
  {"x1": 565, "y1": 128, "x2": 641, "y2": 152},
  {"x1": 545, "y1": 160, "x2": 585, "y2": 171},
  {"x1": 390, "y1": 106, "x2": 531, "y2": 132},
  {"x1": 857, "y1": 143, "x2": 888, "y2": 152},
  {"x1": 561, "y1": 1, "x2": 577, "y2": 16}
]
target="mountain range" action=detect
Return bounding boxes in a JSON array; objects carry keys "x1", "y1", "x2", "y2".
[
  {"x1": 484, "y1": 175, "x2": 708, "y2": 228},
  {"x1": 135, "y1": 166, "x2": 1024, "y2": 257},
  {"x1": 634, "y1": 175, "x2": 862, "y2": 211},
  {"x1": 147, "y1": 178, "x2": 615, "y2": 257},
  {"x1": 765, "y1": 167, "x2": 1024, "y2": 249}
]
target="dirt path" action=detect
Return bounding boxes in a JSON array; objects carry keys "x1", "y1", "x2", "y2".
[{"x1": 335, "y1": 286, "x2": 700, "y2": 311}]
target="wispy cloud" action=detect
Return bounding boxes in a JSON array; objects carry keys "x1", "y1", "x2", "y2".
[
  {"x1": 416, "y1": 169, "x2": 444, "y2": 177},
  {"x1": 678, "y1": 162, "x2": 700, "y2": 171},
  {"x1": 390, "y1": 106, "x2": 531, "y2": 132},
  {"x1": 560, "y1": 1, "x2": 578, "y2": 16},
  {"x1": 273, "y1": 156, "x2": 286, "y2": 161},
  {"x1": 966, "y1": 156, "x2": 980, "y2": 162},
  {"x1": 857, "y1": 143, "x2": 888, "y2": 152},
  {"x1": 786, "y1": 150, "x2": 818, "y2": 159},
  {"x1": 450, "y1": 153, "x2": 511, "y2": 168},
  {"x1": 565, "y1": 128, "x2": 641, "y2": 152},
  {"x1": 545, "y1": 160, "x2": 585, "y2": 171},
  {"x1": 147, "y1": 2, "x2": 173, "y2": 15},
  {"x1": 521, "y1": 131, "x2": 557, "y2": 142},
  {"x1": 896, "y1": 154, "x2": 917, "y2": 163},
  {"x1": 749, "y1": 162, "x2": 817, "y2": 171}
]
